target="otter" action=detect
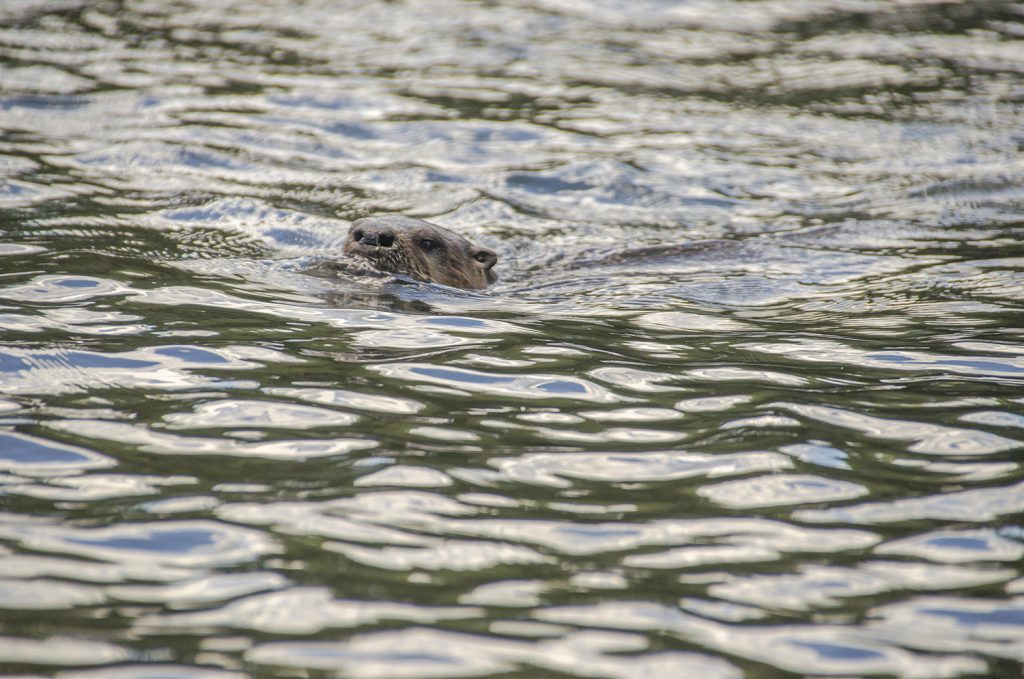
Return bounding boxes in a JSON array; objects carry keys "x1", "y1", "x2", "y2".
[{"x1": 343, "y1": 215, "x2": 498, "y2": 290}]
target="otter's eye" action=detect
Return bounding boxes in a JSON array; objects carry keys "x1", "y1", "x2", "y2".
[
  {"x1": 419, "y1": 238, "x2": 437, "y2": 252},
  {"x1": 352, "y1": 229, "x2": 364, "y2": 242}
]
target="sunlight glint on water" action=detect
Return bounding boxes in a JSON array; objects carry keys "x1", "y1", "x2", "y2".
[{"x1": 1, "y1": 0, "x2": 1023, "y2": 677}]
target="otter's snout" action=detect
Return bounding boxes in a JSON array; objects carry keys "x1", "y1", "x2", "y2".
[{"x1": 350, "y1": 224, "x2": 395, "y2": 248}]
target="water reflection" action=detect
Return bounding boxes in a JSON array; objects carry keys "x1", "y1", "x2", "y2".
[
  {"x1": 1, "y1": 0, "x2": 1023, "y2": 676},
  {"x1": 0, "y1": 430, "x2": 115, "y2": 474},
  {"x1": 247, "y1": 626, "x2": 742, "y2": 679},
  {"x1": 0, "y1": 519, "x2": 278, "y2": 568}
]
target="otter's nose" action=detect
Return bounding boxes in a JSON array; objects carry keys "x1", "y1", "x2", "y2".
[{"x1": 352, "y1": 225, "x2": 395, "y2": 248}]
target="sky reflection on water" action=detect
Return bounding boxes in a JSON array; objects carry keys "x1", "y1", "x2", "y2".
[{"x1": 1, "y1": 0, "x2": 1023, "y2": 677}]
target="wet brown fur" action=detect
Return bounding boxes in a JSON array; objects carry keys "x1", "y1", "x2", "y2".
[{"x1": 343, "y1": 215, "x2": 498, "y2": 290}]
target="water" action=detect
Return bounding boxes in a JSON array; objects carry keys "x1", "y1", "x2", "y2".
[{"x1": 1, "y1": 0, "x2": 1023, "y2": 677}]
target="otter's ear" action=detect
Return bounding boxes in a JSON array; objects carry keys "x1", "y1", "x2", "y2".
[{"x1": 471, "y1": 247, "x2": 498, "y2": 270}]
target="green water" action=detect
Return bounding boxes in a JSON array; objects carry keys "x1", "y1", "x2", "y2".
[{"x1": 1, "y1": 1, "x2": 1023, "y2": 677}]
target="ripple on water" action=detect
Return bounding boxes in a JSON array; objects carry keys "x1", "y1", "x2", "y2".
[
  {"x1": 0, "y1": 242, "x2": 47, "y2": 256},
  {"x1": 0, "y1": 307, "x2": 150, "y2": 336},
  {"x1": 137, "y1": 285, "x2": 528, "y2": 340},
  {"x1": 674, "y1": 394, "x2": 753, "y2": 412},
  {"x1": 697, "y1": 473, "x2": 868, "y2": 509},
  {"x1": 589, "y1": 367, "x2": 686, "y2": 393},
  {"x1": 578, "y1": 407, "x2": 683, "y2": 422},
  {"x1": 51, "y1": 419, "x2": 375, "y2": 461},
  {"x1": 781, "y1": 403, "x2": 1023, "y2": 456},
  {"x1": 355, "y1": 465, "x2": 454, "y2": 488},
  {"x1": 746, "y1": 338, "x2": 1024, "y2": 379},
  {"x1": 0, "y1": 519, "x2": 278, "y2": 569},
  {"x1": 0, "y1": 0, "x2": 1022, "y2": 676},
  {"x1": 243, "y1": 488, "x2": 877, "y2": 563},
  {"x1": 704, "y1": 561, "x2": 1014, "y2": 614},
  {"x1": 3, "y1": 472, "x2": 195, "y2": 502},
  {"x1": 0, "y1": 430, "x2": 115, "y2": 476},
  {"x1": 107, "y1": 571, "x2": 289, "y2": 607},
  {"x1": 795, "y1": 480, "x2": 1024, "y2": 525},
  {"x1": 485, "y1": 420, "x2": 686, "y2": 445},
  {"x1": 265, "y1": 386, "x2": 423, "y2": 414},
  {"x1": 632, "y1": 311, "x2": 755, "y2": 332},
  {"x1": 0, "y1": 344, "x2": 285, "y2": 395},
  {"x1": 162, "y1": 398, "x2": 358, "y2": 429},
  {"x1": 684, "y1": 367, "x2": 810, "y2": 387},
  {"x1": 535, "y1": 602, "x2": 986, "y2": 677},
  {"x1": 614, "y1": 519, "x2": 877, "y2": 568},
  {"x1": 371, "y1": 363, "x2": 620, "y2": 402},
  {"x1": 1, "y1": 275, "x2": 132, "y2": 304},
  {"x1": 874, "y1": 528, "x2": 1024, "y2": 564},
  {"x1": 216, "y1": 500, "x2": 436, "y2": 548},
  {"x1": 350, "y1": 328, "x2": 484, "y2": 350},
  {"x1": 135, "y1": 587, "x2": 478, "y2": 635},
  {"x1": 328, "y1": 539, "x2": 554, "y2": 572},
  {"x1": 960, "y1": 410, "x2": 1024, "y2": 429},
  {"x1": 56, "y1": 666, "x2": 245, "y2": 679},
  {"x1": 0, "y1": 578, "x2": 105, "y2": 610},
  {"x1": 0, "y1": 636, "x2": 129, "y2": 667},
  {"x1": 0, "y1": 552, "x2": 190, "y2": 584},
  {"x1": 868, "y1": 596, "x2": 1024, "y2": 662},
  {"x1": 488, "y1": 450, "x2": 791, "y2": 488},
  {"x1": 246, "y1": 627, "x2": 742, "y2": 679}
]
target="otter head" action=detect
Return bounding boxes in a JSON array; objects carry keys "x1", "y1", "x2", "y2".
[{"x1": 343, "y1": 215, "x2": 498, "y2": 290}]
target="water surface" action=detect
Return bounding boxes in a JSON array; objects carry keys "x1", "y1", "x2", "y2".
[{"x1": 1, "y1": 0, "x2": 1023, "y2": 677}]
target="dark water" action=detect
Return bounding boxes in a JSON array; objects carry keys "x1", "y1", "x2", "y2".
[{"x1": 2, "y1": 0, "x2": 1024, "y2": 677}]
